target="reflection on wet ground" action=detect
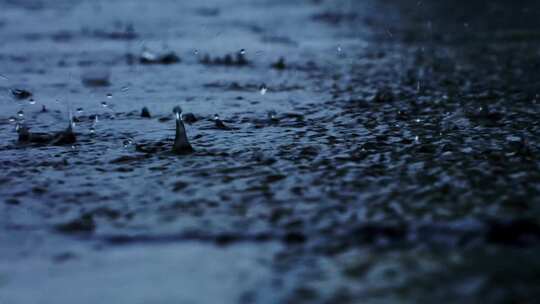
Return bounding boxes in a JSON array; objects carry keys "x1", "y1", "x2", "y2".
[{"x1": 0, "y1": 0, "x2": 539, "y2": 303}]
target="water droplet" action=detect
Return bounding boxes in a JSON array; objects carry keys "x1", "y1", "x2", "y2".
[
  {"x1": 259, "y1": 84, "x2": 267, "y2": 95},
  {"x1": 17, "y1": 110, "x2": 24, "y2": 117},
  {"x1": 106, "y1": 93, "x2": 113, "y2": 99},
  {"x1": 101, "y1": 101, "x2": 108, "y2": 107},
  {"x1": 213, "y1": 114, "x2": 220, "y2": 120},
  {"x1": 239, "y1": 49, "x2": 246, "y2": 55},
  {"x1": 415, "y1": 118, "x2": 421, "y2": 123},
  {"x1": 0, "y1": 74, "x2": 8, "y2": 80},
  {"x1": 28, "y1": 99, "x2": 36, "y2": 105},
  {"x1": 173, "y1": 106, "x2": 182, "y2": 120},
  {"x1": 76, "y1": 107, "x2": 84, "y2": 114},
  {"x1": 8, "y1": 116, "x2": 16, "y2": 122},
  {"x1": 89, "y1": 127, "x2": 95, "y2": 134},
  {"x1": 193, "y1": 49, "x2": 199, "y2": 55},
  {"x1": 123, "y1": 139, "x2": 133, "y2": 148},
  {"x1": 337, "y1": 45, "x2": 342, "y2": 53},
  {"x1": 414, "y1": 136, "x2": 420, "y2": 143}
]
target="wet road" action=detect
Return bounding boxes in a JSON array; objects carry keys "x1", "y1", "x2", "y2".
[{"x1": 1, "y1": 0, "x2": 540, "y2": 303}]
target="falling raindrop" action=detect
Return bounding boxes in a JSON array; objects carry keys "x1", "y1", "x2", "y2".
[{"x1": 259, "y1": 84, "x2": 268, "y2": 95}]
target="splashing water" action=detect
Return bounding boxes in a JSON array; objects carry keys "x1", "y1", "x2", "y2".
[
  {"x1": 123, "y1": 139, "x2": 133, "y2": 148},
  {"x1": 173, "y1": 106, "x2": 182, "y2": 120},
  {"x1": 259, "y1": 84, "x2": 268, "y2": 95}
]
